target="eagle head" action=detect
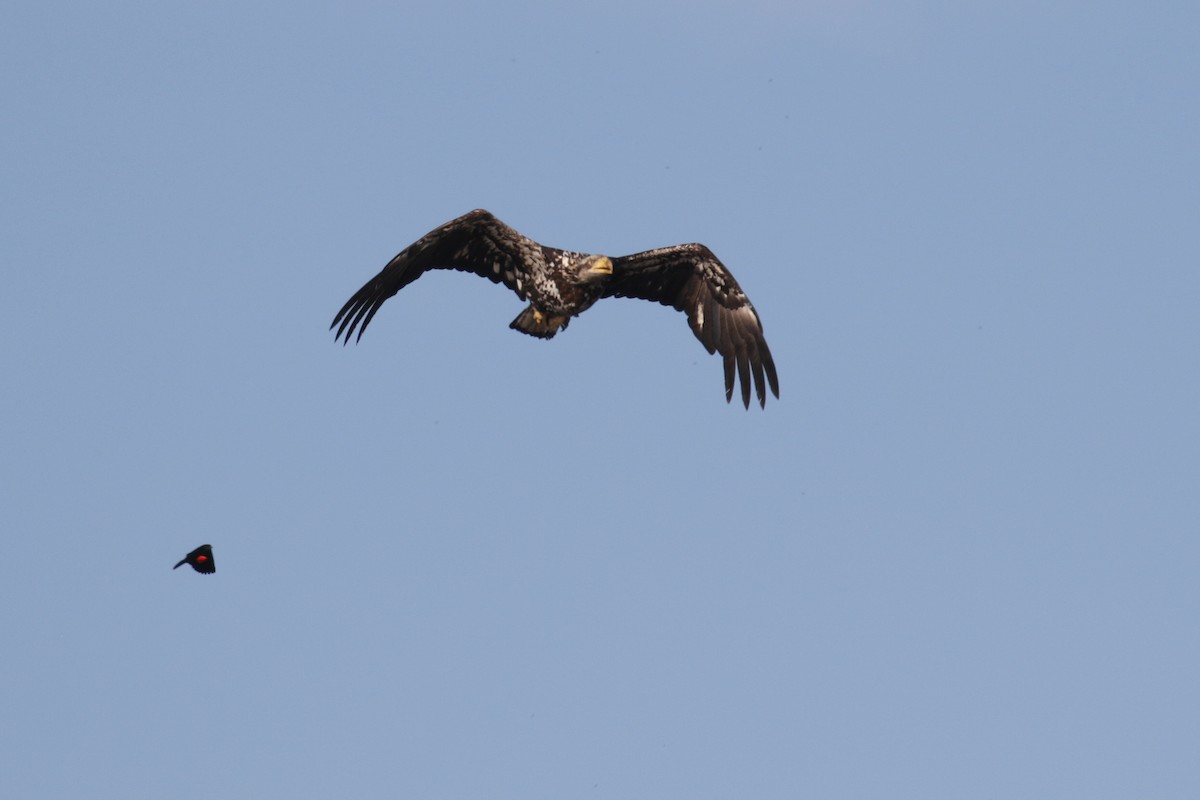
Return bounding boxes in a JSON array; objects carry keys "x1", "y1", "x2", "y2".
[{"x1": 577, "y1": 255, "x2": 613, "y2": 285}]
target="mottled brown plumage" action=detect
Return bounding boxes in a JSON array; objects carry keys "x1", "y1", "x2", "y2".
[{"x1": 331, "y1": 209, "x2": 779, "y2": 407}]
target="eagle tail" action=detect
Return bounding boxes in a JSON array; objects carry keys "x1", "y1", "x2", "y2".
[{"x1": 509, "y1": 306, "x2": 570, "y2": 340}]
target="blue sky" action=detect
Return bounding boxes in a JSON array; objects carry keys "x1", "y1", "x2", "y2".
[{"x1": 2, "y1": 2, "x2": 1197, "y2": 797}]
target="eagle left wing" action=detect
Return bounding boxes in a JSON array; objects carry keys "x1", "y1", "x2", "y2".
[
  {"x1": 332, "y1": 209, "x2": 543, "y2": 343},
  {"x1": 605, "y1": 244, "x2": 779, "y2": 408}
]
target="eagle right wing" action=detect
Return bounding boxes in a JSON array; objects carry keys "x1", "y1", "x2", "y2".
[
  {"x1": 331, "y1": 209, "x2": 543, "y2": 343},
  {"x1": 605, "y1": 244, "x2": 779, "y2": 408}
]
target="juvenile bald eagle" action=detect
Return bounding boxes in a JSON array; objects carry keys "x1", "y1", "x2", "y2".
[{"x1": 331, "y1": 209, "x2": 779, "y2": 408}]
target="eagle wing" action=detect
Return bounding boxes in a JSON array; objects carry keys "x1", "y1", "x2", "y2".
[
  {"x1": 332, "y1": 209, "x2": 543, "y2": 343},
  {"x1": 605, "y1": 244, "x2": 779, "y2": 408}
]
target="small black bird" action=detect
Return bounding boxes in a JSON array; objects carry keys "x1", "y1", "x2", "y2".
[{"x1": 173, "y1": 544, "x2": 215, "y2": 574}]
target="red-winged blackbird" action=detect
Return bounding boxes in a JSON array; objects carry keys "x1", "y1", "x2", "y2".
[{"x1": 173, "y1": 544, "x2": 215, "y2": 574}]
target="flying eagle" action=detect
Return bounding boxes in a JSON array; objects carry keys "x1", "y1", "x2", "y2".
[{"x1": 331, "y1": 209, "x2": 779, "y2": 408}]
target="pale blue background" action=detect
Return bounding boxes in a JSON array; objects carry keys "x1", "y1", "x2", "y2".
[{"x1": 2, "y1": 2, "x2": 1197, "y2": 798}]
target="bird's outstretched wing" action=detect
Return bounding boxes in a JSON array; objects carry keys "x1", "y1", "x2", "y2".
[
  {"x1": 174, "y1": 544, "x2": 215, "y2": 574},
  {"x1": 605, "y1": 244, "x2": 779, "y2": 408},
  {"x1": 332, "y1": 209, "x2": 543, "y2": 343}
]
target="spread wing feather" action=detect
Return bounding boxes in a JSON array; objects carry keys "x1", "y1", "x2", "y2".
[
  {"x1": 331, "y1": 209, "x2": 543, "y2": 343},
  {"x1": 605, "y1": 244, "x2": 779, "y2": 408}
]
